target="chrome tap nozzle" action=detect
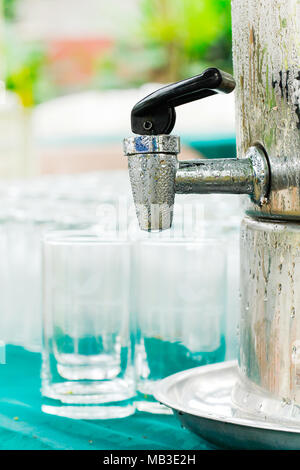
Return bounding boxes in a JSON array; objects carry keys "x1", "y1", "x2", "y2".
[{"x1": 124, "y1": 136, "x2": 269, "y2": 232}]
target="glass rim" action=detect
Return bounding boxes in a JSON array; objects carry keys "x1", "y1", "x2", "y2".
[{"x1": 43, "y1": 229, "x2": 131, "y2": 246}]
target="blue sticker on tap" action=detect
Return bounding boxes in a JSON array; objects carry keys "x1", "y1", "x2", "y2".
[{"x1": 135, "y1": 136, "x2": 149, "y2": 153}]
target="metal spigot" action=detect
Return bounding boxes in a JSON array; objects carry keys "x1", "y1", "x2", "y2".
[{"x1": 123, "y1": 68, "x2": 270, "y2": 231}]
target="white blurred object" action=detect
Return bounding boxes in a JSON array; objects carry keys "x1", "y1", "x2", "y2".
[
  {"x1": 17, "y1": 0, "x2": 140, "y2": 40},
  {"x1": 0, "y1": 91, "x2": 37, "y2": 179}
]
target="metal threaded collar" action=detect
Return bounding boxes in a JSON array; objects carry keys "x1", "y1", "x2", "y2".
[{"x1": 123, "y1": 135, "x2": 180, "y2": 156}]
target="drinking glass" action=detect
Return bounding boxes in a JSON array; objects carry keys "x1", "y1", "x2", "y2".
[
  {"x1": 41, "y1": 231, "x2": 135, "y2": 419},
  {"x1": 133, "y1": 235, "x2": 226, "y2": 413}
]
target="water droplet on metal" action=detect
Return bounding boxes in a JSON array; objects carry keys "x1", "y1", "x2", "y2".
[{"x1": 291, "y1": 307, "x2": 296, "y2": 319}]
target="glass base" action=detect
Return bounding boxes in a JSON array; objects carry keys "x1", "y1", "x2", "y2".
[
  {"x1": 56, "y1": 356, "x2": 122, "y2": 380},
  {"x1": 135, "y1": 399, "x2": 172, "y2": 415},
  {"x1": 42, "y1": 379, "x2": 135, "y2": 404},
  {"x1": 134, "y1": 388, "x2": 172, "y2": 414},
  {"x1": 42, "y1": 379, "x2": 136, "y2": 419},
  {"x1": 42, "y1": 402, "x2": 135, "y2": 419},
  {"x1": 137, "y1": 337, "x2": 226, "y2": 382}
]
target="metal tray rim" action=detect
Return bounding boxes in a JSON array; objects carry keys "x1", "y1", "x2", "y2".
[{"x1": 154, "y1": 360, "x2": 300, "y2": 435}]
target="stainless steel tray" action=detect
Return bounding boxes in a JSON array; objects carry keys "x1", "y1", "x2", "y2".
[{"x1": 154, "y1": 361, "x2": 300, "y2": 450}]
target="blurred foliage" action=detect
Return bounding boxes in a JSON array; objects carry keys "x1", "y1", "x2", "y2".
[
  {"x1": 1, "y1": 0, "x2": 233, "y2": 103},
  {"x1": 3, "y1": 0, "x2": 19, "y2": 20},
  {"x1": 141, "y1": 0, "x2": 232, "y2": 80},
  {"x1": 3, "y1": 28, "x2": 49, "y2": 107},
  {"x1": 1, "y1": 0, "x2": 51, "y2": 107},
  {"x1": 97, "y1": 0, "x2": 232, "y2": 88}
]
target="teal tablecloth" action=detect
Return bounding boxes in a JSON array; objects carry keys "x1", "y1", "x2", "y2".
[{"x1": 0, "y1": 346, "x2": 218, "y2": 450}]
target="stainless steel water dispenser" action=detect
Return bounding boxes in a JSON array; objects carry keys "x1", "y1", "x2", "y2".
[
  {"x1": 124, "y1": 0, "x2": 300, "y2": 420},
  {"x1": 232, "y1": 0, "x2": 300, "y2": 417}
]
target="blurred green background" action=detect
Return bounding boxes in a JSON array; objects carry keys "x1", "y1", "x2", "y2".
[{"x1": 1, "y1": 0, "x2": 232, "y2": 107}]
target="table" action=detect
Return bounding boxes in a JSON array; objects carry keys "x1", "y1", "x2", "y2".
[{"x1": 0, "y1": 345, "x2": 218, "y2": 450}]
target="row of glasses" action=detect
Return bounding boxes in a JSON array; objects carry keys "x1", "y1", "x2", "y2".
[
  {"x1": 0, "y1": 172, "x2": 243, "y2": 418},
  {"x1": 41, "y1": 227, "x2": 227, "y2": 418}
]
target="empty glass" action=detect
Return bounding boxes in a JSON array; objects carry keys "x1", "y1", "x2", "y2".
[
  {"x1": 41, "y1": 231, "x2": 135, "y2": 419},
  {"x1": 133, "y1": 235, "x2": 226, "y2": 413}
]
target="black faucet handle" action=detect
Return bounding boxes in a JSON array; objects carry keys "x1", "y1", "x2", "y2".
[{"x1": 131, "y1": 67, "x2": 235, "y2": 136}]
